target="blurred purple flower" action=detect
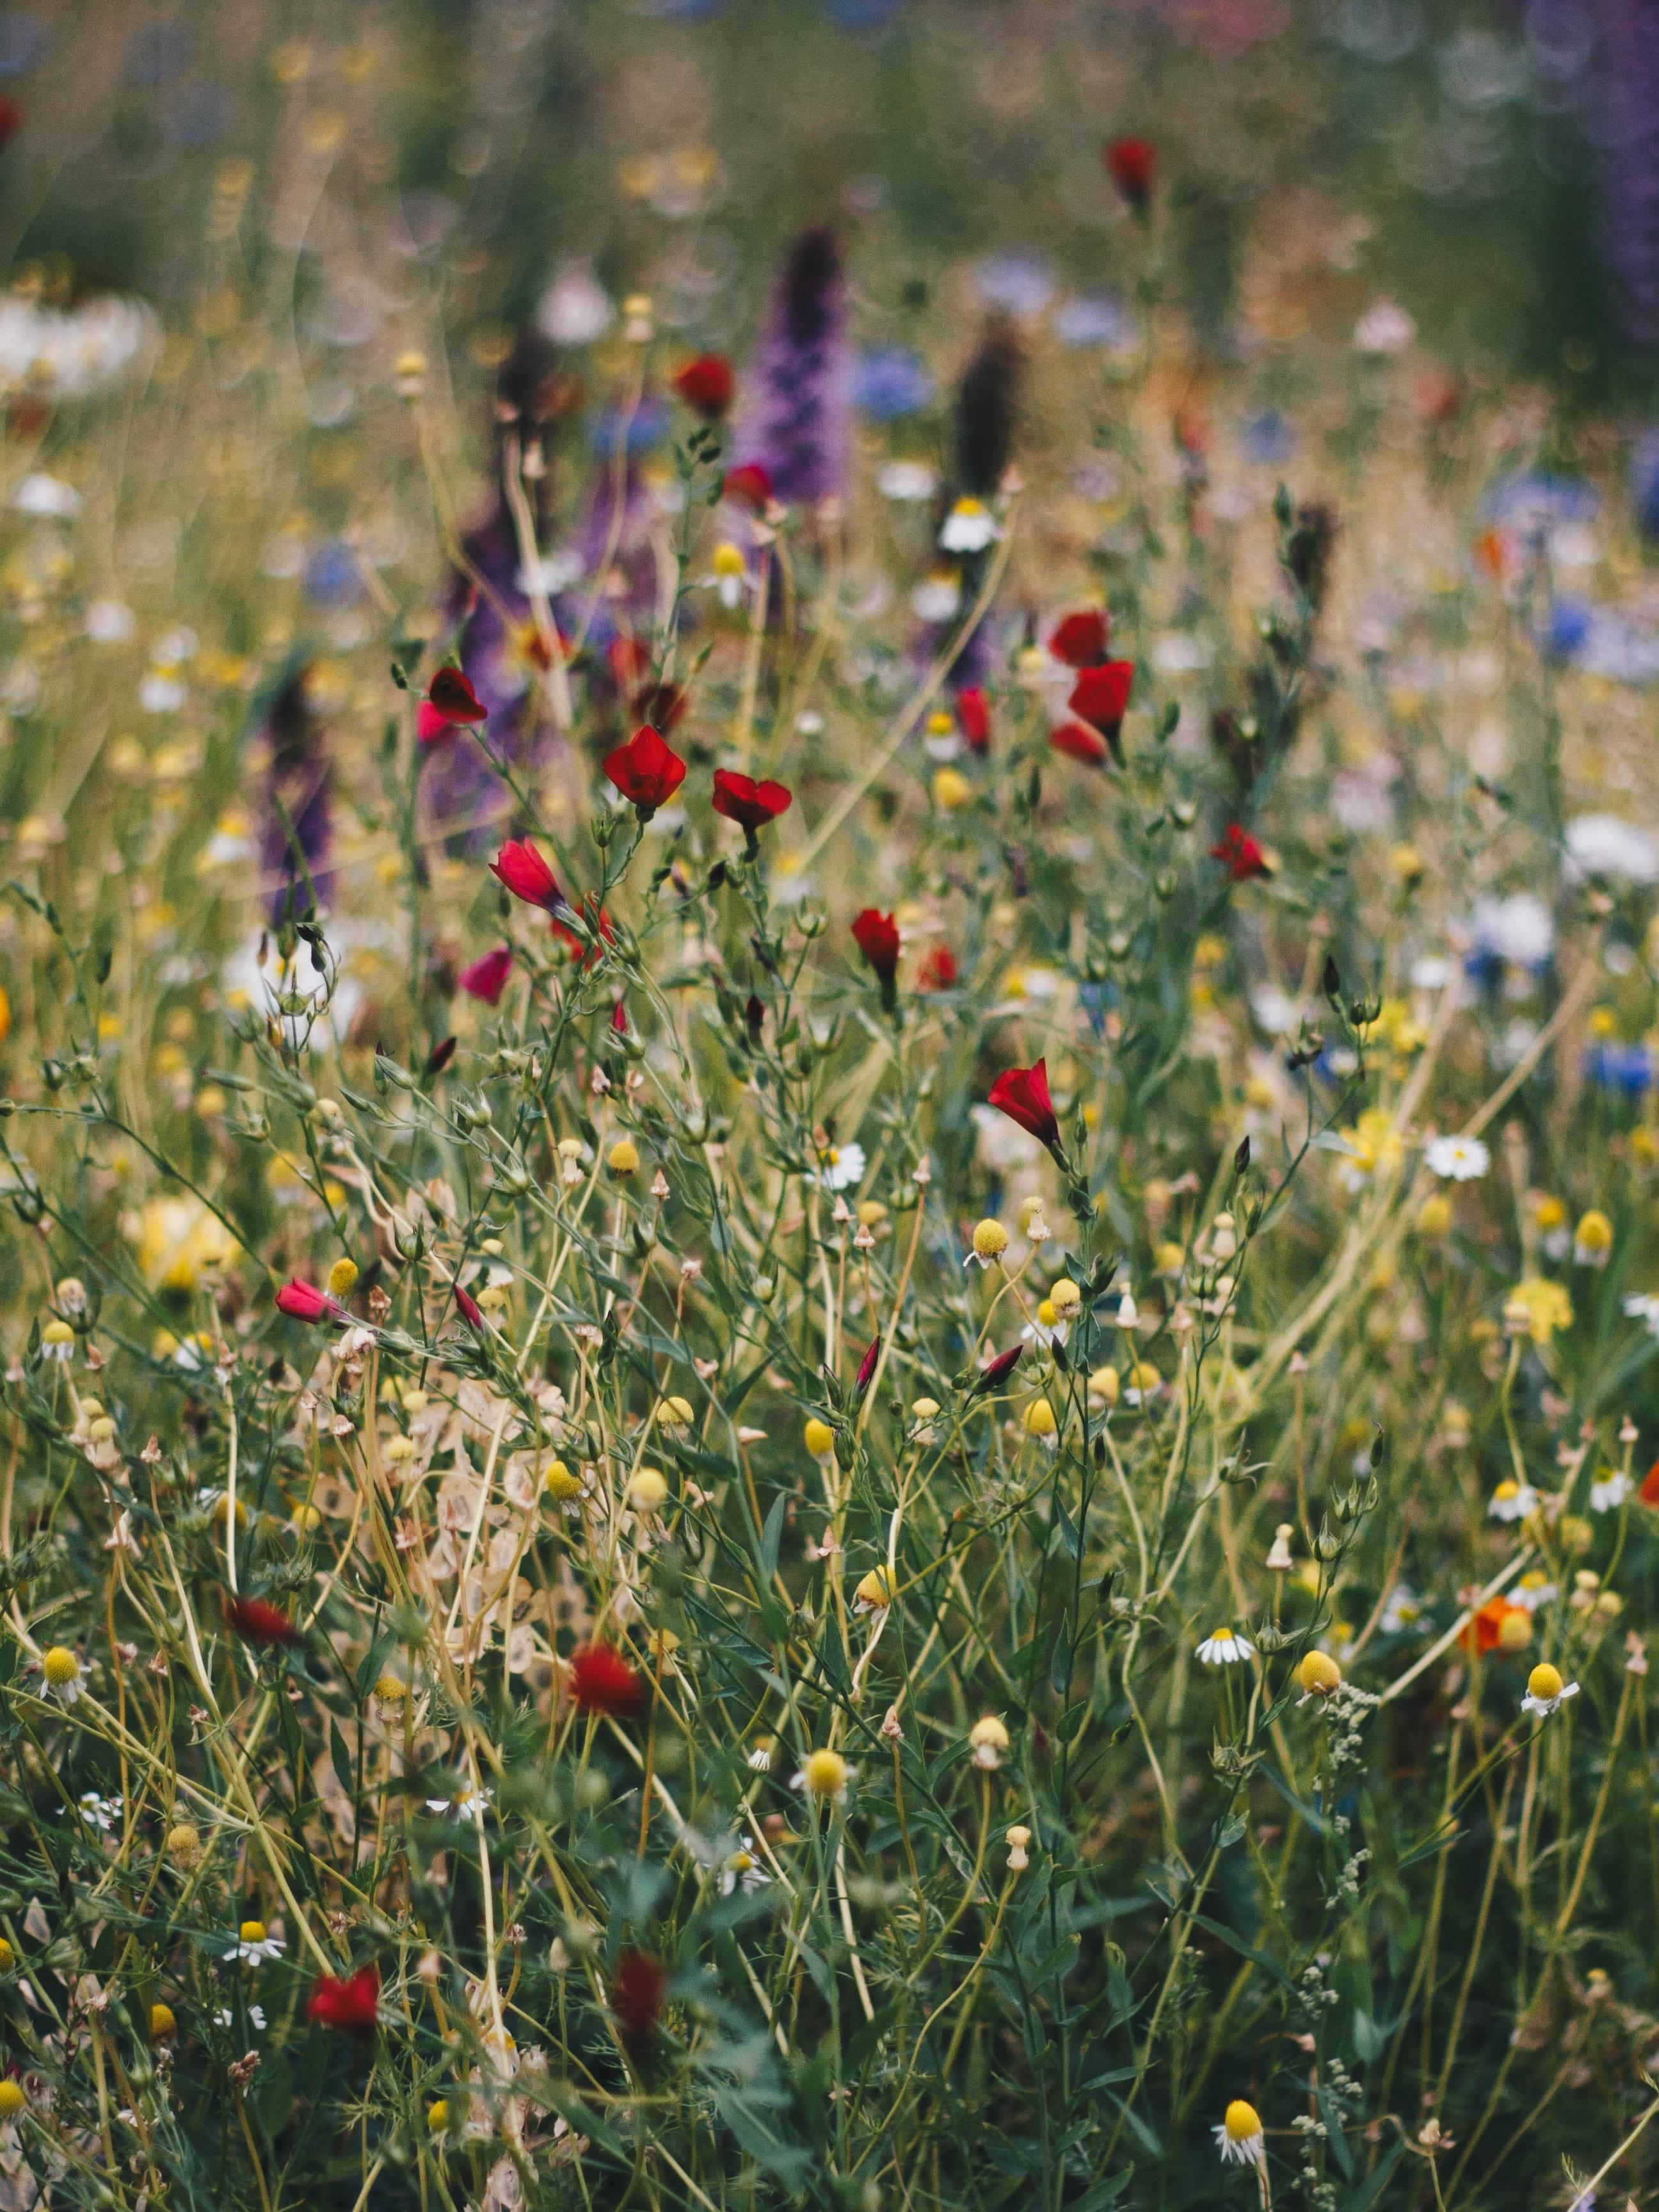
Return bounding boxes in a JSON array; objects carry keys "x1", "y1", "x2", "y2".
[
  {"x1": 260, "y1": 668, "x2": 333, "y2": 925},
  {"x1": 1053, "y1": 293, "x2": 1136, "y2": 350},
  {"x1": 1632, "y1": 428, "x2": 1659, "y2": 538},
  {"x1": 853, "y1": 347, "x2": 934, "y2": 420},
  {"x1": 732, "y1": 228, "x2": 851, "y2": 508},
  {"x1": 973, "y1": 253, "x2": 1054, "y2": 317},
  {"x1": 1598, "y1": 0, "x2": 1659, "y2": 345},
  {"x1": 0, "y1": 13, "x2": 46, "y2": 74},
  {"x1": 1240, "y1": 408, "x2": 1297, "y2": 463}
]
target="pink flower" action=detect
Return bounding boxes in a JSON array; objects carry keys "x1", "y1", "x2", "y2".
[
  {"x1": 490, "y1": 839, "x2": 565, "y2": 913},
  {"x1": 276, "y1": 1280, "x2": 341, "y2": 1324},
  {"x1": 458, "y1": 947, "x2": 513, "y2": 1005}
]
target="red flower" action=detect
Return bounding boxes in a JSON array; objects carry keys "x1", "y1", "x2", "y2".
[
  {"x1": 227, "y1": 1596, "x2": 301, "y2": 1648},
  {"x1": 458, "y1": 947, "x2": 513, "y2": 1005},
  {"x1": 1048, "y1": 610, "x2": 1110, "y2": 668},
  {"x1": 490, "y1": 838, "x2": 565, "y2": 913},
  {"x1": 672, "y1": 353, "x2": 735, "y2": 421},
  {"x1": 974, "y1": 1344, "x2": 1024, "y2": 1393},
  {"x1": 454, "y1": 1285, "x2": 485, "y2": 1332},
  {"x1": 1050, "y1": 719, "x2": 1112, "y2": 767},
  {"x1": 605, "y1": 725, "x2": 687, "y2": 815},
  {"x1": 1211, "y1": 822, "x2": 1270, "y2": 881},
  {"x1": 635, "y1": 679, "x2": 687, "y2": 732},
  {"x1": 276, "y1": 1279, "x2": 341, "y2": 1324},
  {"x1": 426, "y1": 666, "x2": 487, "y2": 726},
  {"x1": 569, "y1": 1642, "x2": 646, "y2": 1720},
  {"x1": 855, "y1": 1336, "x2": 881, "y2": 1395},
  {"x1": 1068, "y1": 659, "x2": 1135, "y2": 733},
  {"x1": 721, "y1": 462, "x2": 774, "y2": 512},
  {"x1": 711, "y1": 769, "x2": 792, "y2": 835},
  {"x1": 851, "y1": 909, "x2": 901, "y2": 981},
  {"x1": 552, "y1": 897, "x2": 616, "y2": 972},
  {"x1": 0, "y1": 101, "x2": 23, "y2": 153},
  {"x1": 918, "y1": 945, "x2": 959, "y2": 991},
  {"x1": 956, "y1": 686, "x2": 991, "y2": 755},
  {"x1": 1105, "y1": 136, "x2": 1156, "y2": 211},
  {"x1": 610, "y1": 1948, "x2": 668, "y2": 2055},
  {"x1": 611, "y1": 999, "x2": 629, "y2": 1036},
  {"x1": 307, "y1": 1964, "x2": 380, "y2": 2037},
  {"x1": 988, "y1": 1059, "x2": 1062, "y2": 1155},
  {"x1": 1641, "y1": 1461, "x2": 1659, "y2": 1507}
]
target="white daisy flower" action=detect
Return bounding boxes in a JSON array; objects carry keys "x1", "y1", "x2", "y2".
[
  {"x1": 1424, "y1": 1134, "x2": 1490, "y2": 1182},
  {"x1": 792, "y1": 1748, "x2": 852, "y2": 1802},
  {"x1": 426, "y1": 1787, "x2": 492, "y2": 1820},
  {"x1": 1624, "y1": 1293, "x2": 1659, "y2": 1335},
  {"x1": 814, "y1": 1141, "x2": 866, "y2": 1193},
  {"x1": 1487, "y1": 1480, "x2": 1537, "y2": 1523},
  {"x1": 1214, "y1": 2099, "x2": 1265, "y2": 2164},
  {"x1": 911, "y1": 573, "x2": 962, "y2": 623},
  {"x1": 1197, "y1": 1628, "x2": 1254, "y2": 1666},
  {"x1": 719, "y1": 1838, "x2": 770, "y2": 1896},
  {"x1": 1353, "y1": 298, "x2": 1416, "y2": 355},
  {"x1": 1590, "y1": 1471, "x2": 1633, "y2": 1514},
  {"x1": 76, "y1": 1793, "x2": 121, "y2": 1832},
  {"x1": 225, "y1": 1921, "x2": 284, "y2": 1964},
  {"x1": 877, "y1": 460, "x2": 938, "y2": 502},
  {"x1": 215, "y1": 2005, "x2": 267, "y2": 2030},
  {"x1": 1379, "y1": 1585, "x2": 1422, "y2": 1633},
  {"x1": 1511, "y1": 1572, "x2": 1557, "y2": 1612},
  {"x1": 939, "y1": 498, "x2": 1000, "y2": 554},
  {"x1": 13, "y1": 472, "x2": 80, "y2": 517},
  {"x1": 1521, "y1": 1663, "x2": 1578, "y2": 1719},
  {"x1": 746, "y1": 1739, "x2": 774, "y2": 1773},
  {"x1": 1020, "y1": 1300, "x2": 1069, "y2": 1350}
]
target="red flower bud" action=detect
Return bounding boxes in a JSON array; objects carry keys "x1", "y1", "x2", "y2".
[
  {"x1": 276, "y1": 1279, "x2": 341, "y2": 1324},
  {"x1": 609, "y1": 1948, "x2": 668, "y2": 2055},
  {"x1": 1048, "y1": 610, "x2": 1110, "y2": 668},
  {"x1": 1211, "y1": 822, "x2": 1270, "y2": 881},
  {"x1": 956, "y1": 686, "x2": 991, "y2": 755},
  {"x1": 721, "y1": 462, "x2": 774, "y2": 512},
  {"x1": 671, "y1": 353, "x2": 735, "y2": 421},
  {"x1": 974, "y1": 1344, "x2": 1024, "y2": 1394},
  {"x1": 1105, "y1": 136, "x2": 1155, "y2": 211},
  {"x1": 1068, "y1": 659, "x2": 1135, "y2": 735},
  {"x1": 490, "y1": 838, "x2": 565, "y2": 913},
  {"x1": 1050, "y1": 719, "x2": 1112, "y2": 767},
  {"x1": 987, "y1": 1059, "x2": 1062, "y2": 1155},
  {"x1": 918, "y1": 945, "x2": 959, "y2": 991},
  {"x1": 856, "y1": 1335, "x2": 881, "y2": 1395},
  {"x1": 851, "y1": 908, "x2": 901, "y2": 981},
  {"x1": 458, "y1": 947, "x2": 513, "y2": 1005},
  {"x1": 426, "y1": 666, "x2": 487, "y2": 726},
  {"x1": 227, "y1": 1596, "x2": 301, "y2": 1647},
  {"x1": 454, "y1": 1285, "x2": 485, "y2": 1331},
  {"x1": 569, "y1": 1642, "x2": 647, "y2": 1719}
]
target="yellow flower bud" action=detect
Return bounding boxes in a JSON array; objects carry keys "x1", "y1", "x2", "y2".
[
  {"x1": 629, "y1": 1466, "x2": 669, "y2": 1512},
  {"x1": 1022, "y1": 1397, "x2": 1057, "y2": 1440},
  {"x1": 799, "y1": 1747, "x2": 849, "y2": 1799},
  {"x1": 804, "y1": 1418, "x2": 836, "y2": 1460},
  {"x1": 150, "y1": 2002, "x2": 177, "y2": 2040},
  {"x1": 1298, "y1": 1650, "x2": 1342, "y2": 1697},
  {"x1": 607, "y1": 1139, "x2": 640, "y2": 1178},
  {"x1": 326, "y1": 1257, "x2": 359, "y2": 1299},
  {"x1": 971, "y1": 1218, "x2": 1009, "y2": 1262}
]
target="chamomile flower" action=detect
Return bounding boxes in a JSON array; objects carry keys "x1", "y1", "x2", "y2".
[
  {"x1": 215, "y1": 2005, "x2": 267, "y2": 2030},
  {"x1": 746, "y1": 1736, "x2": 776, "y2": 1773},
  {"x1": 792, "y1": 1748, "x2": 851, "y2": 1802},
  {"x1": 1590, "y1": 1470, "x2": 1633, "y2": 1512},
  {"x1": 1521, "y1": 1662, "x2": 1579, "y2": 1717},
  {"x1": 75, "y1": 1793, "x2": 121, "y2": 1832},
  {"x1": 1214, "y1": 2098, "x2": 1265, "y2": 2165},
  {"x1": 41, "y1": 1320, "x2": 75, "y2": 1363},
  {"x1": 225, "y1": 1920, "x2": 284, "y2": 1964},
  {"x1": 1021, "y1": 1299, "x2": 1069, "y2": 1349},
  {"x1": 968, "y1": 1715, "x2": 1009, "y2": 1769},
  {"x1": 966, "y1": 1218, "x2": 1009, "y2": 1268},
  {"x1": 1198, "y1": 1628, "x2": 1254, "y2": 1666},
  {"x1": 719, "y1": 1838, "x2": 770, "y2": 1895},
  {"x1": 41, "y1": 1646, "x2": 82, "y2": 1703},
  {"x1": 426, "y1": 1786, "x2": 493, "y2": 1821},
  {"x1": 705, "y1": 541, "x2": 748, "y2": 609},
  {"x1": 1487, "y1": 1479, "x2": 1538, "y2": 1523},
  {"x1": 1379, "y1": 1585, "x2": 1422, "y2": 1633},
  {"x1": 1574, "y1": 1210, "x2": 1614, "y2": 1267},
  {"x1": 853, "y1": 1565, "x2": 895, "y2": 1615},
  {"x1": 1511, "y1": 1571, "x2": 1558, "y2": 1612},
  {"x1": 939, "y1": 497, "x2": 1000, "y2": 553},
  {"x1": 814, "y1": 1139, "x2": 866, "y2": 1193},
  {"x1": 1424, "y1": 1133, "x2": 1490, "y2": 1182}
]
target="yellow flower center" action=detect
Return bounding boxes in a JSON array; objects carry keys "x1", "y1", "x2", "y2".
[
  {"x1": 1528, "y1": 1662, "x2": 1563, "y2": 1702},
  {"x1": 239, "y1": 1920, "x2": 268, "y2": 1945},
  {"x1": 1224, "y1": 2098, "x2": 1262, "y2": 2142},
  {"x1": 42, "y1": 1646, "x2": 79, "y2": 1687},
  {"x1": 801, "y1": 1748, "x2": 848, "y2": 1798}
]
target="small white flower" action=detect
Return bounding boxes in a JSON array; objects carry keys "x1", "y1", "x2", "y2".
[
  {"x1": 138, "y1": 671, "x2": 187, "y2": 714},
  {"x1": 1487, "y1": 1481, "x2": 1537, "y2": 1523},
  {"x1": 1521, "y1": 1678, "x2": 1579, "y2": 1719},
  {"x1": 719, "y1": 1837, "x2": 770, "y2": 1896},
  {"x1": 1379, "y1": 1585, "x2": 1422, "y2": 1634},
  {"x1": 939, "y1": 499, "x2": 999, "y2": 554},
  {"x1": 84, "y1": 598, "x2": 135, "y2": 644},
  {"x1": 1196, "y1": 1628, "x2": 1254, "y2": 1666},
  {"x1": 1511, "y1": 1573, "x2": 1557, "y2": 1612},
  {"x1": 1353, "y1": 298, "x2": 1416, "y2": 355},
  {"x1": 215, "y1": 2005, "x2": 266, "y2": 2030},
  {"x1": 1591, "y1": 1471, "x2": 1633, "y2": 1514},
  {"x1": 746, "y1": 1741, "x2": 774, "y2": 1773},
  {"x1": 225, "y1": 1928, "x2": 284, "y2": 1965},
  {"x1": 13, "y1": 472, "x2": 81, "y2": 517},
  {"x1": 426, "y1": 1787, "x2": 492, "y2": 1820},
  {"x1": 1214, "y1": 2101, "x2": 1266, "y2": 2164},
  {"x1": 1624, "y1": 1293, "x2": 1659, "y2": 1336},
  {"x1": 814, "y1": 1141, "x2": 866, "y2": 1193},
  {"x1": 1424, "y1": 1134, "x2": 1489, "y2": 1182},
  {"x1": 76, "y1": 1793, "x2": 121, "y2": 1832},
  {"x1": 911, "y1": 573, "x2": 963, "y2": 623},
  {"x1": 1565, "y1": 813, "x2": 1659, "y2": 886},
  {"x1": 536, "y1": 261, "x2": 613, "y2": 346},
  {"x1": 877, "y1": 460, "x2": 938, "y2": 502}
]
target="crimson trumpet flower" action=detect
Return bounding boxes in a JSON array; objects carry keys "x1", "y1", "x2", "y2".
[
  {"x1": 1050, "y1": 719, "x2": 1112, "y2": 768},
  {"x1": 416, "y1": 699, "x2": 454, "y2": 745},
  {"x1": 988, "y1": 1059, "x2": 1062, "y2": 1157},
  {"x1": 490, "y1": 838, "x2": 565, "y2": 913},
  {"x1": 458, "y1": 947, "x2": 513, "y2": 1006},
  {"x1": 569, "y1": 1642, "x2": 647, "y2": 1719},
  {"x1": 227, "y1": 1596, "x2": 301, "y2": 1648},
  {"x1": 711, "y1": 769, "x2": 792, "y2": 842},
  {"x1": 610, "y1": 1948, "x2": 668, "y2": 2056},
  {"x1": 306, "y1": 1963, "x2": 380, "y2": 2037},
  {"x1": 1640, "y1": 1461, "x2": 1659, "y2": 1507},
  {"x1": 1105, "y1": 136, "x2": 1156, "y2": 213},
  {"x1": 604, "y1": 725, "x2": 687, "y2": 818},
  {"x1": 1048, "y1": 610, "x2": 1110, "y2": 668},
  {"x1": 1067, "y1": 660, "x2": 1135, "y2": 764},
  {"x1": 276, "y1": 1279, "x2": 342, "y2": 1325},
  {"x1": 672, "y1": 353, "x2": 735, "y2": 421},
  {"x1": 1211, "y1": 822, "x2": 1270, "y2": 881},
  {"x1": 855, "y1": 1335, "x2": 881, "y2": 1395},
  {"x1": 956, "y1": 686, "x2": 991, "y2": 755},
  {"x1": 426, "y1": 666, "x2": 487, "y2": 726}
]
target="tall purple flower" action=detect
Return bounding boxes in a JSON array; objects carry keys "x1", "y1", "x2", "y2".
[
  {"x1": 260, "y1": 664, "x2": 333, "y2": 925},
  {"x1": 732, "y1": 228, "x2": 851, "y2": 509},
  {"x1": 913, "y1": 319, "x2": 1022, "y2": 696},
  {"x1": 1599, "y1": 0, "x2": 1659, "y2": 346}
]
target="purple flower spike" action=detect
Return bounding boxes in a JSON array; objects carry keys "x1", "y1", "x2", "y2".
[
  {"x1": 260, "y1": 665, "x2": 333, "y2": 925},
  {"x1": 731, "y1": 228, "x2": 851, "y2": 509}
]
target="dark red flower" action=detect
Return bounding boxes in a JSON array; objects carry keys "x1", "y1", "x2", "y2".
[
  {"x1": 426, "y1": 666, "x2": 487, "y2": 726},
  {"x1": 851, "y1": 908, "x2": 901, "y2": 981},
  {"x1": 426, "y1": 1035, "x2": 458, "y2": 1076},
  {"x1": 454, "y1": 1285, "x2": 485, "y2": 1332},
  {"x1": 711, "y1": 769, "x2": 792, "y2": 835},
  {"x1": 1050, "y1": 719, "x2": 1112, "y2": 767},
  {"x1": 855, "y1": 1336, "x2": 881, "y2": 1395},
  {"x1": 569, "y1": 1642, "x2": 647, "y2": 1720},
  {"x1": 634, "y1": 679, "x2": 687, "y2": 732},
  {"x1": 605, "y1": 725, "x2": 687, "y2": 816},
  {"x1": 1211, "y1": 822, "x2": 1270, "y2": 881},
  {"x1": 1105, "y1": 136, "x2": 1156, "y2": 211},
  {"x1": 0, "y1": 100, "x2": 24, "y2": 153},
  {"x1": 490, "y1": 838, "x2": 565, "y2": 913},
  {"x1": 307, "y1": 1964, "x2": 380, "y2": 2037},
  {"x1": 721, "y1": 462, "x2": 774, "y2": 512},
  {"x1": 610, "y1": 1948, "x2": 668, "y2": 2056},
  {"x1": 672, "y1": 353, "x2": 735, "y2": 421},
  {"x1": 974, "y1": 1344, "x2": 1024, "y2": 1394},
  {"x1": 1049, "y1": 610, "x2": 1110, "y2": 668},
  {"x1": 988, "y1": 1059, "x2": 1061, "y2": 1155},
  {"x1": 227, "y1": 1596, "x2": 301, "y2": 1648},
  {"x1": 611, "y1": 999, "x2": 629, "y2": 1036},
  {"x1": 1068, "y1": 660, "x2": 1135, "y2": 735},
  {"x1": 276, "y1": 1279, "x2": 337, "y2": 1324},
  {"x1": 918, "y1": 945, "x2": 959, "y2": 991},
  {"x1": 956, "y1": 686, "x2": 991, "y2": 755},
  {"x1": 416, "y1": 700, "x2": 453, "y2": 745},
  {"x1": 1640, "y1": 1461, "x2": 1659, "y2": 1507},
  {"x1": 458, "y1": 947, "x2": 513, "y2": 1006}
]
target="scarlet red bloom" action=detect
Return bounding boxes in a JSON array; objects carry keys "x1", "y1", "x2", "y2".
[
  {"x1": 276, "y1": 1279, "x2": 341, "y2": 1324},
  {"x1": 610, "y1": 1948, "x2": 668, "y2": 2055},
  {"x1": 1462, "y1": 1598, "x2": 1527, "y2": 1657},
  {"x1": 307, "y1": 1964, "x2": 380, "y2": 2037},
  {"x1": 1068, "y1": 659, "x2": 1135, "y2": 735},
  {"x1": 569, "y1": 1642, "x2": 647, "y2": 1720},
  {"x1": 974, "y1": 1343, "x2": 1024, "y2": 1393},
  {"x1": 1048, "y1": 610, "x2": 1110, "y2": 668},
  {"x1": 1105, "y1": 136, "x2": 1156, "y2": 211},
  {"x1": 1641, "y1": 1461, "x2": 1659, "y2": 1507},
  {"x1": 672, "y1": 353, "x2": 735, "y2": 420},
  {"x1": 855, "y1": 1335, "x2": 881, "y2": 1395},
  {"x1": 458, "y1": 947, "x2": 513, "y2": 1005},
  {"x1": 711, "y1": 769, "x2": 792, "y2": 835},
  {"x1": 605, "y1": 725, "x2": 687, "y2": 815},
  {"x1": 721, "y1": 461, "x2": 774, "y2": 512},
  {"x1": 416, "y1": 699, "x2": 453, "y2": 744},
  {"x1": 918, "y1": 945, "x2": 959, "y2": 991},
  {"x1": 611, "y1": 999, "x2": 629, "y2": 1036},
  {"x1": 1212, "y1": 822, "x2": 1270, "y2": 881},
  {"x1": 426, "y1": 666, "x2": 487, "y2": 726},
  {"x1": 1050, "y1": 719, "x2": 1112, "y2": 767},
  {"x1": 490, "y1": 838, "x2": 565, "y2": 913},
  {"x1": 227, "y1": 1596, "x2": 301, "y2": 1648},
  {"x1": 454, "y1": 1285, "x2": 485, "y2": 1332},
  {"x1": 988, "y1": 1059, "x2": 1062, "y2": 1155},
  {"x1": 851, "y1": 908, "x2": 901, "y2": 981},
  {"x1": 956, "y1": 686, "x2": 991, "y2": 755}
]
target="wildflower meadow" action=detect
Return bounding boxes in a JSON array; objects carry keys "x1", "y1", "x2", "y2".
[{"x1": 4, "y1": 3, "x2": 1659, "y2": 2208}]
